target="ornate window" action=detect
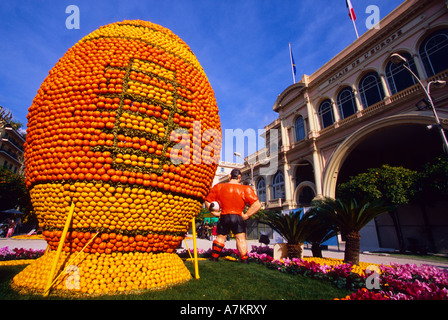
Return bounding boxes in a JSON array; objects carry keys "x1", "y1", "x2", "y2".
[
  {"x1": 318, "y1": 99, "x2": 334, "y2": 129},
  {"x1": 419, "y1": 28, "x2": 448, "y2": 77},
  {"x1": 386, "y1": 52, "x2": 419, "y2": 95},
  {"x1": 272, "y1": 171, "x2": 285, "y2": 200},
  {"x1": 256, "y1": 178, "x2": 266, "y2": 203},
  {"x1": 358, "y1": 72, "x2": 385, "y2": 108},
  {"x1": 337, "y1": 87, "x2": 357, "y2": 119},
  {"x1": 295, "y1": 116, "x2": 306, "y2": 142}
]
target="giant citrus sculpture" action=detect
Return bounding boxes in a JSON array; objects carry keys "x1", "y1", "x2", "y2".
[{"x1": 13, "y1": 20, "x2": 221, "y2": 296}]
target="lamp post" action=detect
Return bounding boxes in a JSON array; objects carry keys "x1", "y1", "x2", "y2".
[
  {"x1": 390, "y1": 53, "x2": 448, "y2": 153},
  {"x1": 234, "y1": 152, "x2": 255, "y2": 186}
]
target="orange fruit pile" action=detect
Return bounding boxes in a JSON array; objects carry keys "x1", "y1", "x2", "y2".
[
  {"x1": 13, "y1": 250, "x2": 191, "y2": 296},
  {"x1": 15, "y1": 20, "x2": 221, "y2": 296}
]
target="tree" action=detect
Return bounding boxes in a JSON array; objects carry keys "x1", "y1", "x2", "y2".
[
  {"x1": 415, "y1": 155, "x2": 448, "y2": 201},
  {"x1": 302, "y1": 210, "x2": 338, "y2": 258},
  {"x1": 251, "y1": 207, "x2": 277, "y2": 222},
  {"x1": 196, "y1": 207, "x2": 209, "y2": 223},
  {"x1": 337, "y1": 165, "x2": 419, "y2": 252},
  {"x1": 309, "y1": 197, "x2": 391, "y2": 265},
  {"x1": 0, "y1": 105, "x2": 23, "y2": 131},
  {"x1": 410, "y1": 155, "x2": 448, "y2": 253},
  {"x1": 0, "y1": 168, "x2": 34, "y2": 223},
  {"x1": 0, "y1": 106, "x2": 13, "y2": 127},
  {"x1": 337, "y1": 164, "x2": 419, "y2": 205}
]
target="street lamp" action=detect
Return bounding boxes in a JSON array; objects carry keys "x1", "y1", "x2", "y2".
[
  {"x1": 390, "y1": 53, "x2": 448, "y2": 153},
  {"x1": 234, "y1": 152, "x2": 255, "y2": 186}
]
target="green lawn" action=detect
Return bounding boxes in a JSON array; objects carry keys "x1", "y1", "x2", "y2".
[{"x1": 0, "y1": 260, "x2": 352, "y2": 300}]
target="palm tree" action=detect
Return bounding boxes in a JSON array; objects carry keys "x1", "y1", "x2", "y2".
[
  {"x1": 302, "y1": 210, "x2": 338, "y2": 258},
  {"x1": 309, "y1": 197, "x2": 391, "y2": 265},
  {"x1": 259, "y1": 210, "x2": 316, "y2": 258}
]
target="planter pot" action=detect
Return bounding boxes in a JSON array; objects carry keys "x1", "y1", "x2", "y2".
[{"x1": 273, "y1": 243, "x2": 288, "y2": 260}]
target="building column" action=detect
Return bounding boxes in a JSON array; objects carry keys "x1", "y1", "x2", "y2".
[
  {"x1": 412, "y1": 53, "x2": 427, "y2": 84},
  {"x1": 352, "y1": 84, "x2": 364, "y2": 112},
  {"x1": 291, "y1": 175, "x2": 297, "y2": 208},
  {"x1": 379, "y1": 73, "x2": 391, "y2": 102},
  {"x1": 279, "y1": 118, "x2": 288, "y2": 150},
  {"x1": 265, "y1": 174, "x2": 273, "y2": 205},
  {"x1": 305, "y1": 95, "x2": 319, "y2": 136},
  {"x1": 311, "y1": 141, "x2": 323, "y2": 198},
  {"x1": 282, "y1": 162, "x2": 295, "y2": 210},
  {"x1": 331, "y1": 99, "x2": 340, "y2": 123}
]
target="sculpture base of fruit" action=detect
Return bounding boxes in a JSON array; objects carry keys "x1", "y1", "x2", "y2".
[{"x1": 12, "y1": 250, "x2": 191, "y2": 296}]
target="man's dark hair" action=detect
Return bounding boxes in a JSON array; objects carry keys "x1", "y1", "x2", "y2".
[{"x1": 230, "y1": 168, "x2": 241, "y2": 180}]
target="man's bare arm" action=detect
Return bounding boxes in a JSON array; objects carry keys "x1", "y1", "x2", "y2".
[{"x1": 242, "y1": 200, "x2": 261, "y2": 221}]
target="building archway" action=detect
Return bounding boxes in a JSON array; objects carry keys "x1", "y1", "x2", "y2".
[
  {"x1": 294, "y1": 160, "x2": 314, "y2": 185},
  {"x1": 321, "y1": 112, "x2": 448, "y2": 251},
  {"x1": 293, "y1": 160, "x2": 315, "y2": 207},
  {"x1": 293, "y1": 181, "x2": 316, "y2": 207},
  {"x1": 322, "y1": 111, "x2": 447, "y2": 198}
]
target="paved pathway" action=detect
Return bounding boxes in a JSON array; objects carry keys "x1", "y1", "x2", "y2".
[
  {"x1": 0, "y1": 238, "x2": 48, "y2": 251},
  {"x1": 2, "y1": 236, "x2": 448, "y2": 270}
]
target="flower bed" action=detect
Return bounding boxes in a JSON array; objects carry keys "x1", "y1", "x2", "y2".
[
  {"x1": 0, "y1": 247, "x2": 45, "y2": 264},
  {"x1": 379, "y1": 263, "x2": 448, "y2": 300},
  {"x1": 335, "y1": 263, "x2": 448, "y2": 300},
  {"x1": 250, "y1": 254, "x2": 370, "y2": 291},
  {"x1": 181, "y1": 245, "x2": 448, "y2": 300}
]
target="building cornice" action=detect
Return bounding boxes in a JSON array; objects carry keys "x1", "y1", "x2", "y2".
[
  {"x1": 308, "y1": 0, "x2": 435, "y2": 89},
  {"x1": 273, "y1": 82, "x2": 307, "y2": 112}
]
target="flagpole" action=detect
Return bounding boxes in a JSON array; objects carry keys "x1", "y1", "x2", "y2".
[
  {"x1": 346, "y1": 0, "x2": 359, "y2": 39},
  {"x1": 352, "y1": 18, "x2": 359, "y2": 39},
  {"x1": 289, "y1": 42, "x2": 296, "y2": 84}
]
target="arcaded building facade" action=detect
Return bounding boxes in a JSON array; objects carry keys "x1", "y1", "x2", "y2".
[{"x1": 238, "y1": 0, "x2": 448, "y2": 251}]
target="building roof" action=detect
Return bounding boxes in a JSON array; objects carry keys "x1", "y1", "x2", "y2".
[{"x1": 272, "y1": 0, "x2": 431, "y2": 113}]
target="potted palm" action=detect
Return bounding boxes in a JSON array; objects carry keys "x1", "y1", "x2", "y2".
[
  {"x1": 260, "y1": 210, "x2": 316, "y2": 259},
  {"x1": 302, "y1": 210, "x2": 338, "y2": 258},
  {"x1": 309, "y1": 197, "x2": 391, "y2": 265}
]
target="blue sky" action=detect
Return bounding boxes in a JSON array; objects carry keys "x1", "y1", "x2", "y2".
[{"x1": 0, "y1": 0, "x2": 404, "y2": 162}]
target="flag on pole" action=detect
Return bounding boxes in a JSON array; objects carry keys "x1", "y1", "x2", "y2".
[
  {"x1": 346, "y1": 0, "x2": 359, "y2": 38},
  {"x1": 289, "y1": 42, "x2": 297, "y2": 84},
  {"x1": 346, "y1": 0, "x2": 357, "y2": 21}
]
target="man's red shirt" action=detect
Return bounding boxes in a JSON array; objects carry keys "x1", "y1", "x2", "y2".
[{"x1": 206, "y1": 183, "x2": 259, "y2": 215}]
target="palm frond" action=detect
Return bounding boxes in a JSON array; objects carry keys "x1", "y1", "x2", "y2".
[
  {"x1": 310, "y1": 197, "x2": 391, "y2": 234},
  {"x1": 302, "y1": 209, "x2": 338, "y2": 244},
  {"x1": 259, "y1": 210, "x2": 313, "y2": 245}
]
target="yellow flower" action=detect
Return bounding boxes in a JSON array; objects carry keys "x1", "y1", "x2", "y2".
[
  {"x1": 224, "y1": 256, "x2": 238, "y2": 261},
  {"x1": 301, "y1": 256, "x2": 386, "y2": 275}
]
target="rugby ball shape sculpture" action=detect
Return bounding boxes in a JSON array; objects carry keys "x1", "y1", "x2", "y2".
[{"x1": 14, "y1": 20, "x2": 221, "y2": 296}]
